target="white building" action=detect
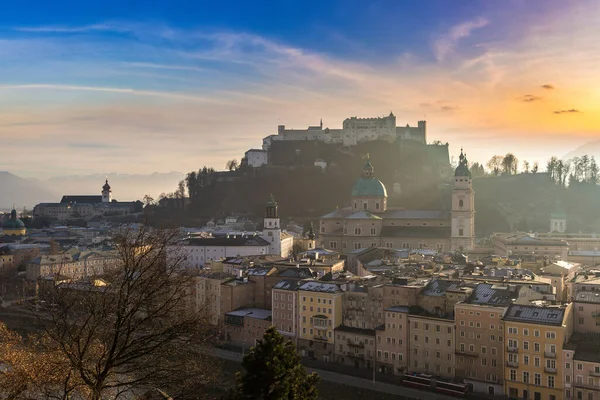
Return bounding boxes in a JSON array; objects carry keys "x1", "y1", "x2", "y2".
[
  {"x1": 176, "y1": 196, "x2": 294, "y2": 269},
  {"x1": 245, "y1": 149, "x2": 268, "y2": 167}
]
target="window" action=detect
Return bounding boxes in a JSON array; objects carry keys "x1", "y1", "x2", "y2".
[
  {"x1": 534, "y1": 357, "x2": 540, "y2": 367},
  {"x1": 523, "y1": 341, "x2": 529, "y2": 350},
  {"x1": 548, "y1": 375, "x2": 555, "y2": 388},
  {"x1": 534, "y1": 342, "x2": 540, "y2": 352},
  {"x1": 534, "y1": 373, "x2": 541, "y2": 386},
  {"x1": 459, "y1": 199, "x2": 464, "y2": 208},
  {"x1": 523, "y1": 328, "x2": 529, "y2": 336},
  {"x1": 546, "y1": 331, "x2": 556, "y2": 339},
  {"x1": 510, "y1": 369, "x2": 516, "y2": 381},
  {"x1": 508, "y1": 327, "x2": 518, "y2": 334},
  {"x1": 523, "y1": 355, "x2": 529, "y2": 365},
  {"x1": 566, "y1": 362, "x2": 571, "y2": 369},
  {"x1": 523, "y1": 371, "x2": 529, "y2": 384},
  {"x1": 370, "y1": 228, "x2": 376, "y2": 235},
  {"x1": 363, "y1": 203, "x2": 367, "y2": 210},
  {"x1": 329, "y1": 241, "x2": 338, "y2": 249},
  {"x1": 459, "y1": 228, "x2": 464, "y2": 236},
  {"x1": 534, "y1": 330, "x2": 540, "y2": 337},
  {"x1": 354, "y1": 228, "x2": 362, "y2": 235},
  {"x1": 375, "y1": 202, "x2": 380, "y2": 210}
]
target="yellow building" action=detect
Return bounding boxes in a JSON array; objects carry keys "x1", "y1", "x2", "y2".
[
  {"x1": 2, "y1": 209, "x2": 26, "y2": 236},
  {"x1": 297, "y1": 281, "x2": 344, "y2": 362},
  {"x1": 503, "y1": 303, "x2": 573, "y2": 400}
]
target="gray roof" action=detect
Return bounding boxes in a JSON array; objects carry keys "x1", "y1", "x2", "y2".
[
  {"x1": 298, "y1": 281, "x2": 343, "y2": 293},
  {"x1": 503, "y1": 304, "x2": 566, "y2": 326},
  {"x1": 380, "y1": 226, "x2": 450, "y2": 239},
  {"x1": 382, "y1": 210, "x2": 449, "y2": 220},
  {"x1": 225, "y1": 308, "x2": 272, "y2": 320},
  {"x1": 346, "y1": 211, "x2": 382, "y2": 220},
  {"x1": 385, "y1": 306, "x2": 410, "y2": 313},
  {"x1": 422, "y1": 279, "x2": 465, "y2": 297},
  {"x1": 273, "y1": 280, "x2": 302, "y2": 291},
  {"x1": 465, "y1": 283, "x2": 521, "y2": 307},
  {"x1": 575, "y1": 291, "x2": 600, "y2": 304}
]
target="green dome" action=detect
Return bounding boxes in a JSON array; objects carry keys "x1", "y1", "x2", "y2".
[
  {"x1": 3, "y1": 209, "x2": 25, "y2": 229},
  {"x1": 454, "y1": 149, "x2": 472, "y2": 178},
  {"x1": 352, "y1": 178, "x2": 387, "y2": 197}
]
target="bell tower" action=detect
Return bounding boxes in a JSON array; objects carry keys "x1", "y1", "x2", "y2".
[
  {"x1": 262, "y1": 194, "x2": 282, "y2": 255},
  {"x1": 451, "y1": 149, "x2": 475, "y2": 251},
  {"x1": 102, "y1": 179, "x2": 112, "y2": 203}
]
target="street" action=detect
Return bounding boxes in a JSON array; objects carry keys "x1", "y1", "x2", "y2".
[{"x1": 212, "y1": 348, "x2": 457, "y2": 400}]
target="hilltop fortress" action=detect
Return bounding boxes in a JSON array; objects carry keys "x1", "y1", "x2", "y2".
[{"x1": 262, "y1": 112, "x2": 426, "y2": 150}]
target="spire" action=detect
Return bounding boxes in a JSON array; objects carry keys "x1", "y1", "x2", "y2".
[
  {"x1": 362, "y1": 154, "x2": 375, "y2": 178},
  {"x1": 454, "y1": 147, "x2": 472, "y2": 178},
  {"x1": 307, "y1": 221, "x2": 315, "y2": 240},
  {"x1": 320, "y1": 118, "x2": 323, "y2": 129}
]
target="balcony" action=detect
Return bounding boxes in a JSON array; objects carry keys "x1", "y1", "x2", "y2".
[
  {"x1": 313, "y1": 335, "x2": 328, "y2": 342},
  {"x1": 544, "y1": 367, "x2": 557, "y2": 374},
  {"x1": 592, "y1": 311, "x2": 600, "y2": 317},
  {"x1": 574, "y1": 382, "x2": 600, "y2": 391},
  {"x1": 544, "y1": 351, "x2": 556, "y2": 358},
  {"x1": 455, "y1": 349, "x2": 479, "y2": 357},
  {"x1": 506, "y1": 361, "x2": 519, "y2": 368},
  {"x1": 590, "y1": 370, "x2": 600, "y2": 377},
  {"x1": 347, "y1": 339, "x2": 365, "y2": 348},
  {"x1": 507, "y1": 346, "x2": 518, "y2": 353}
]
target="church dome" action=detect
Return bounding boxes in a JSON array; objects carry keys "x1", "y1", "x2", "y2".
[
  {"x1": 351, "y1": 157, "x2": 387, "y2": 197},
  {"x1": 102, "y1": 179, "x2": 111, "y2": 191},
  {"x1": 3, "y1": 209, "x2": 26, "y2": 235}
]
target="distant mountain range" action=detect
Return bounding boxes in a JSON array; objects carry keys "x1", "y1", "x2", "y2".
[
  {"x1": 563, "y1": 139, "x2": 600, "y2": 160},
  {"x1": 0, "y1": 171, "x2": 185, "y2": 210}
]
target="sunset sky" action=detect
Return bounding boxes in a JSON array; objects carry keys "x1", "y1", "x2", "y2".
[{"x1": 1, "y1": 0, "x2": 599, "y2": 178}]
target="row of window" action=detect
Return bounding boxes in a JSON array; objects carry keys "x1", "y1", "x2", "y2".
[
  {"x1": 507, "y1": 339, "x2": 556, "y2": 353},
  {"x1": 509, "y1": 370, "x2": 555, "y2": 387},
  {"x1": 301, "y1": 296, "x2": 333, "y2": 304},
  {"x1": 458, "y1": 331, "x2": 502, "y2": 342},
  {"x1": 507, "y1": 327, "x2": 556, "y2": 339}
]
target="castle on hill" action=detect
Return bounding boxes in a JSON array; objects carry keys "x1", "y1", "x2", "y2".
[
  {"x1": 318, "y1": 150, "x2": 475, "y2": 254},
  {"x1": 262, "y1": 112, "x2": 427, "y2": 150}
]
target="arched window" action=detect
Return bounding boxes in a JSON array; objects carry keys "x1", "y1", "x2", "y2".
[
  {"x1": 354, "y1": 202, "x2": 357, "y2": 209},
  {"x1": 459, "y1": 199, "x2": 464, "y2": 208}
]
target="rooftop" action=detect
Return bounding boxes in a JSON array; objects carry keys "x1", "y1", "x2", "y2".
[
  {"x1": 380, "y1": 226, "x2": 451, "y2": 239},
  {"x1": 503, "y1": 304, "x2": 566, "y2": 326},
  {"x1": 465, "y1": 283, "x2": 521, "y2": 307},
  {"x1": 574, "y1": 291, "x2": 600, "y2": 304},
  {"x1": 385, "y1": 306, "x2": 410, "y2": 313},
  {"x1": 225, "y1": 307, "x2": 272, "y2": 320},
  {"x1": 422, "y1": 278, "x2": 467, "y2": 297},
  {"x1": 272, "y1": 279, "x2": 302, "y2": 291},
  {"x1": 298, "y1": 281, "x2": 344, "y2": 294}
]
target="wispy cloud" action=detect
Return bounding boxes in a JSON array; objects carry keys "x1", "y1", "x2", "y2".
[
  {"x1": 434, "y1": 17, "x2": 489, "y2": 61},
  {"x1": 554, "y1": 109, "x2": 581, "y2": 114},
  {"x1": 519, "y1": 94, "x2": 542, "y2": 102},
  {"x1": 541, "y1": 84, "x2": 554, "y2": 90},
  {"x1": 0, "y1": 84, "x2": 222, "y2": 104},
  {"x1": 14, "y1": 23, "x2": 127, "y2": 33}
]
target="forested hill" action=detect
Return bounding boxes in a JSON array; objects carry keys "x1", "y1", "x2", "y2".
[
  {"x1": 157, "y1": 140, "x2": 452, "y2": 225},
  {"x1": 473, "y1": 173, "x2": 600, "y2": 236}
]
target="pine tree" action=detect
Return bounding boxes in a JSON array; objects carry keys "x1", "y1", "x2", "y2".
[{"x1": 232, "y1": 326, "x2": 320, "y2": 400}]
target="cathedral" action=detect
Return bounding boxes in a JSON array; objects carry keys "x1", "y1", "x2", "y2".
[{"x1": 318, "y1": 150, "x2": 475, "y2": 254}]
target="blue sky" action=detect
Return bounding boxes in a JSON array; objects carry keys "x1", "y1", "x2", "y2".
[{"x1": 0, "y1": 0, "x2": 598, "y2": 177}]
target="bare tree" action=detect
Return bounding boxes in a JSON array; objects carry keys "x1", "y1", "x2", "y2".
[
  {"x1": 0, "y1": 227, "x2": 217, "y2": 399},
  {"x1": 226, "y1": 159, "x2": 239, "y2": 171},
  {"x1": 501, "y1": 153, "x2": 518, "y2": 175},
  {"x1": 523, "y1": 160, "x2": 530, "y2": 174},
  {"x1": 486, "y1": 155, "x2": 503, "y2": 176}
]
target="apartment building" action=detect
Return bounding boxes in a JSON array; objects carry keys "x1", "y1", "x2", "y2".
[
  {"x1": 503, "y1": 303, "x2": 573, "y2": 400},
  {"x1": 376, "y1": 306, "x2": 410, "y2": 375},
  {"x1": 573, "y1": 291, "x2": 600, "y2": 334},
  {"x1": 271, "y1": 280, "x2": 300, "y2": 342},
  {"x1": 343, "y1": 283, "x2": 385, "y2": 330},
  {"x1": 334, "y1": 325, "x2": 376, "y2": 369},
  {"x1": 563, "y1": 336, "x2": 600, "y2": 400},
  {"x1": 222, "y1": 308, "x2": 273, "y2": 348},
  {"x1": 408, "y1": 311, "x2": 456, "y2": 379},
  {"x1": 382, "y1": 282, "x2": 421, "y2": 309},
  {"x1": 220, "y1": 277, "x2": 256, "y2": 322},
  {"x1": 297, "y1": 281, "x2": 344, "y2": 362}
]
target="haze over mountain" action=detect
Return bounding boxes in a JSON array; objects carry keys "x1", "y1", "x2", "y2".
[
  {"x1": 563, "y1": 140, "x2": 600, "y2": 161},
  {"x1": 0, "y1": 171, "x2": 57, "y2": 210},
  {"x1": 0, "y1": 171, "x2": 184, "y2": 209}
]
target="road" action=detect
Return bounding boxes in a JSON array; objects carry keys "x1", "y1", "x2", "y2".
[{"x1": 212, "y1": 348, "x2": 457, "y2": 400}]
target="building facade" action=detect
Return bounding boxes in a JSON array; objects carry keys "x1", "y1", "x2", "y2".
[
  {"x1": 503, "y1": 303, "x2": 573, "y2": 400},
  {"x1": 318, "y1": 153, "x2": 475, "y2": 255}
]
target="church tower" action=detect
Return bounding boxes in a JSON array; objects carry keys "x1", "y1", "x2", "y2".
[
  {"x1": 262, "y1": 194, "x2": 282, "y2": 255},
  {"x1": 550, "y1": 198, "x2": 567, "y2": 233},
  {"x1": 102, "y1": 179, "x2": 112, "y2": 203},
  {"x1": 451, "y1": 149, "x2": 475, "y2": 252}
]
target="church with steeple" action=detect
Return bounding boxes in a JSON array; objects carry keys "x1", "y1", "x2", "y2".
[
  {"x1": 33, "y1": 178, "x2": 139, "y2": 221},
  {"x1": 318, "y1": 150, "x2": 475, "y2": 254}
]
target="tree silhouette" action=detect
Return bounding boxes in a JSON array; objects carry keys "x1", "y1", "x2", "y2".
[{"x1": 232, "y1": 326, "x2": 320, "y2": 400}]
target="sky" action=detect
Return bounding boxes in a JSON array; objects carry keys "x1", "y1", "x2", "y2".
[{"x1": 1, "y1": 0, "x2": 600, "y2": 178}]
